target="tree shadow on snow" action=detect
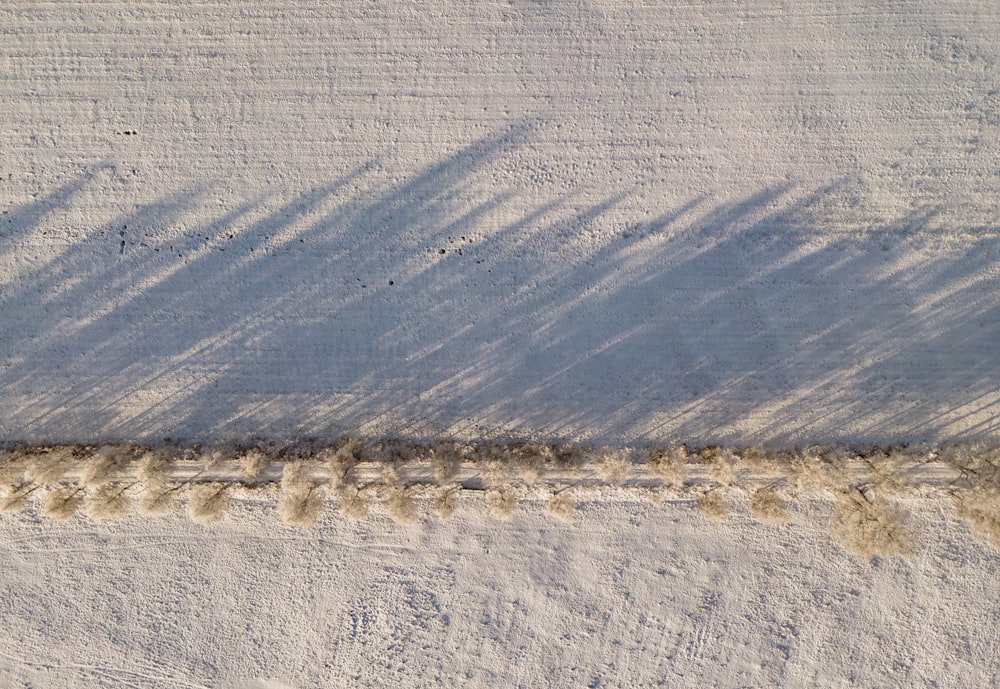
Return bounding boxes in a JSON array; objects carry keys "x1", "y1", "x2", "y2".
[{"x1": 1, "y1": 125, "x2": 998, "y2": 447}]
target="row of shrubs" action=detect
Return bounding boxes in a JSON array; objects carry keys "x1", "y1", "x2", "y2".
[{"x1": 2, "y1": 439, "x2": 998, "y2": 557}]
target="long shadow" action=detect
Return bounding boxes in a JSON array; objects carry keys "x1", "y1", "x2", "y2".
[{"x1": 1, "y1": 125, "x2": 998, "y2": 446}]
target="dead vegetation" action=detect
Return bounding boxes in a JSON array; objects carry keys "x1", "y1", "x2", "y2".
[
  {"x1": 1, "y1": 440, "x2": 997, "y2": 557},
  {"x1": 829, "y1": 488, "x2": 914, "y2": 557},
  {"x1": 750, "y1": 486, "x2": 789, "y2": 523}
]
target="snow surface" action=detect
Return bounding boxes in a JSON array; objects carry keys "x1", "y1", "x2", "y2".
[
  {"x1": 2, "y1": 1, "x2": 998, "y2": 446},
  {"x1": 4, "y1": 497, "x2": 1000, "y2": 688},
  {"x1": 2, "y1": 1, "x2": 999, "y2": 687}
]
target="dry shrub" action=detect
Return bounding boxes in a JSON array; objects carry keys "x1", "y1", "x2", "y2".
[
  {"x1": 327, "y1": 438, "x2": 361, "y2": 489},
  {"x1": 277, "y1": 461, "x2": 325, "y2": 527},
  {"x1": 188, "y1": 483, "x2": 231, "y2": 525},
  {"x1": 789, "y1": 448, "x2": 845, "y2": 493},
  {"x1": 383, "y1": 487, "x2": 417, "y2": 524},
  {"x1": 861, "y1": 448, "x2": 908, "y2": 495},
  {"x1": 138, "y1": 451, "x2": 170, "y2": 486},
  {"x1": 829, "y1": 489, "x2": 914, "y2": 557},
  {"x1": 86, "y1": 483, "x2": 133, "y2": 520},
  {"x1": 516, "y1": 445, "x2": 551, "y2": 484},
  {"x1": 0, "y1": 451, "x2": 27, "y2": 484},
  {"x1": 740, "y1": 446, "x2": 780, "y2": 472},
  {"x1": 702, "y1": 447, "x2": 738, "y2": 486},
  {"x1": 696, "y1": 491, "x2": 728, "y2": 521},
  {"x1": 546, "y1": 492, "x2": 576, "y2": 522},
  {"x1": 486, "y1": 487, "x2": 518, "y2": 520},
  {"x1": 24, "y1": 447, "x2": 75, "y2": 485},
  {"x1": 596, "y1": 451, "x2": 632, "y2": 484},
  {"x1": 43, "y1": 487, "x2": 85, "y2": 520},
  {"x1": 139, "y1": 485, "x2": 177, "y2": 516},
  {"x1": 83, "y1": 446, "x2": 130, "y2": 487},
  {"x1": 1, "y1": 484, "x2": 34, "y2": 512},
  {"x1": 431, "y1": 442, "x2": 462, "y2": 483},
  {"x1": 240, "y1": 448, "x2": 268, "y2": 480},
  {"x1": 956, "y1": 487, "x2": 1000, "y2": 550},
  {"x1": 750, "y1": 486, "x2": 788, "y2": 523},
  {"x1": 432, "y1": 485, "x2": 459, "y2": 520},
  {"x1": 648, "y1": 446, "x2": 687, "y2": 487},
  {"x1": 278, "y1": 486, "x2": 326, "y2": 527},
  {"x1": 338, "y1": 488, "x2": 370, "y2": 521}
]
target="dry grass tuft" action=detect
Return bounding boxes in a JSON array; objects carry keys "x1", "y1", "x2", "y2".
[
  {"x1": 955, "y1": 487, "x2": 1000, "y2": 550},
  {"x1": 596, "y1": 451, "x2": 632, "y2": 484},
  {"x1": 480, "y1": 450, "x2": 513, "y2": 487},
  {"x1": 431, "y1": 445, "x2": 461, "y2": 483},
  {"x1": 280, "y1": 460, "x2": 312, "y2": 492},
  {"x1": 82, "y1": 446, "x2": 131, "y2": 487},
  {"x1": 861, "y1": 448, "x2": 908, "y2": 495},
  {"x1": 327, "y1": 438, "x2": 361, "y2": 489},
  {"x1": 432, "y1": 485, "x2": 460, "y2": 520},
  {"x1": 338, "y1": 488, "x2": 370, "y2": 521},
  {"x1": 788, "y1": 448, "x2": 845, "y2": 493},
  {"x1": 383, "y1": 486, "x2": 418, "y2": 523},
  {"x1": 829, "y1": 488, "x2": 914, "y2": 557},
  {"x1": 486, "y1": 487, "x2": 519, "y2": 520},
  {"x1": 702, "y1": 447, "x2": 738, "y2": 486},
  {"x1": 240, "y1": 448, "x2": 269, "y2": 481},
  {"x1": 24, "y1": 447, "x2": 76, "y2": 485},
  {"x1": 137, "y1": 451, "x2": 170, "y2": 486},
  {"x1": 380, "y1": 461, "x2": 402, "y2": 487},
  {"x1": 545, "y1": 492, "x2": 576, "y2": 522},
  {"x1": 139, "y1": 485, "x2": 177, "y2": 516},
  {"x1": 552, "y1": 445, "x2": 588, "y2": 474},
  {"x1": 277, "y1": 461, "x2": 325, "y2": 527},
  {"x1": 86, "y1": 483, "x2": 134, "y2": 520},
  {"x1": 0, "y1": 451, "x2": 28, "y2": 484},
  {"x1": 696, "y1": 491, "x2": 728, "y2": 521},
  {"x1": 750, "y1": 486, "x2": 789, "y2": 523},
  {"x1": 516, "y1": 445, "x2": 550, "y2": 484},
  {"x1": 201, "y1": 443, "x2": 240, "y2": 470},
  {"x1": 648, "y1": 446, "x2": 687, "y2": 487},
  {"x1": 739, "y1": 446, "x2": 780, "y2": 472},
  {"x1": 1, "y1": 484, "x2": 34, "y2": 512},
  {"x1": 278, "y1": 485, "x2": 326, "y2": 527},
  {"x1": 43, "y1": 486, "x2": 85, "y2": 520},
  {"x1": 188, "y1": 483, "x2": 231, "y2": 525}
]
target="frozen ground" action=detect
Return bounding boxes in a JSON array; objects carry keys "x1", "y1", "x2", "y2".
[{"x1": 1, "y1": 1, "x2": 999, "y2": 687}]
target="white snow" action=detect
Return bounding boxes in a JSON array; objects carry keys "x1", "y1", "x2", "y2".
[
  {"x1": 2, "y1": 1, "x2": 999, "y2": 687},
  {"x1": 3, "y1": 497, "x2": 1000, "y2": 688}
]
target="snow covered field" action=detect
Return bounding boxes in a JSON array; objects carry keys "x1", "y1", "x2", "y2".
[
  {"x1": 5, "y1": 495, "x2": 1000, "y2": 689},
  {"x1": 2, "y1": 1, "x2": 999, "y2": 687}
]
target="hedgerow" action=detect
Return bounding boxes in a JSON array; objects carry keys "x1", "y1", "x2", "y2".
[{"x1": 1, "y1": 439, "x2": 997, "y2": 557}]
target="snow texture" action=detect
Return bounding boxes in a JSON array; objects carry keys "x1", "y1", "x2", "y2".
[
  {"x1": 1, "y1": 1, "x2": 998, "y2": 447},
  {"x1": 2, "y1": 1, "x2": 1000, "y2": 687}
]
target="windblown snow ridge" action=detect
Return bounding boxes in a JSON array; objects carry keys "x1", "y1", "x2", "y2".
[{"x1": 3, "y1": 439, "x2": 1000, "y2": 557}]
